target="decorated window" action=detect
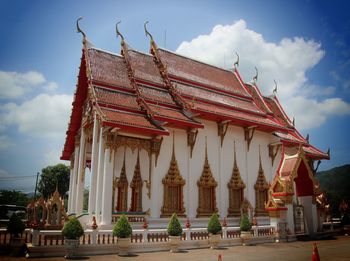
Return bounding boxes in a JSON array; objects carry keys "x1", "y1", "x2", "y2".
[{"x1": 129, "y1": 150, "x2": 143, "y2": 212}]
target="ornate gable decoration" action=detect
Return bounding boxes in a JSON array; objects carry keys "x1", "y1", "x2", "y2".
[
  {"x1": 161, "y1": 135, "x2": 186, "y2": 217},
  {"x1": 162, "y1": 141, "x2": 186, "y2": 187},
  {"x1": 116, "y1": 149, "x2": 129, "y2": 188},
  {"x1": 228, "y1": 141, "x2": 245, "y2": 190},
  {"x1": 198, "y1": 138, "x2": 218, "y2": 188},
  {"x1": 197, "y1": 137, "x2": 218, "y2": 217},
  {"x1": 130, "y1": 150, "x2": 143, "y2": 188},
  {"x1": 254, "y1": 146, "x2": 269, "y2": 191}
]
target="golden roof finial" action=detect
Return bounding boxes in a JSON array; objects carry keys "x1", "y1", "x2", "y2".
[
  {"x1": 234, "y1": 52, "x2": 239, "y2": 69},
  {"x1": 144, "y1": 21, "x2": 154, "y2": 43},
  {"x1": 172, "y1": 131, "x2": 176, "y2": 160},
  {"x1": 259, "y1": 145, "x2": 263, "y2": 172},
  {"x1": 233, "y1": 141, "x2": 238, "y2": 169},
  {"x1": 273, "y1": 79, "x2": 277, "y2": 95},
  {"x1": 116, "y1": 20, "x2": 125, "y2": 42},
  {"x1": 76, "y1": 17, "x2": 87, "y2": 43},
  {"x1": 205, "y1": 136, "x2": 209, "y2": 164},
  {"x1": 253, "y1": 66, "x2": 258, "y2": 83}
]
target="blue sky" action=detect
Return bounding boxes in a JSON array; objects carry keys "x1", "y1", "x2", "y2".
[{"x1": 0, "y1": 0, "x2": 349, "y2": 192}]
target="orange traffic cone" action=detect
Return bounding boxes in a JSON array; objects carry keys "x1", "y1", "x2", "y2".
[
  {"x1": 312, "y1": 243, "x2": 320, "y2": 261},
  {"x1": 218, "y1": 254, "x2": 222, "y2": 261}
]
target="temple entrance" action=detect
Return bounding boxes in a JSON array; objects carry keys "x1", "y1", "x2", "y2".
[{"x1": 293, "y1": 157, "x2": 316, "y2": 234}]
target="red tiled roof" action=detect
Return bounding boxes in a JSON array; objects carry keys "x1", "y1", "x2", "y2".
[
  {"x1": 281, "y1": 157, "x2": 298, "y2": 178},
  {"x1": 94, "y1": 86, "x2": 139, "y2": 110},
  {"x1": 245, "y1": 83, "x2": 273, "y2": 114},
  {"x1": 87, "y1": 48, "x2": 132, "y2": 90},
  {"x1": 127, "y1": 50, "x2": 164, "y2": 85},
  {"x1": 138, "y1": 85, "x2": 176, "y2": 106},
  {"x1": 303, "y1": 145, "x2": 330, "y2": 160},
  {"x1": 157, "y1": 48, "x2": 251, "y2": 98},
  {"x1": 101, "y1": 108, "x2": 160, "y2": 130},
  {"x1": 175, "y1": 81, "x2": 263, "y2": 114},
  {"x1": 274, "y1": 131, "x2": 306, "y2": 144}
]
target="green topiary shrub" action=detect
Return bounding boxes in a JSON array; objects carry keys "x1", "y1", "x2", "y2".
[
  {"x1": 7, "y1": 213, "x2": 25, "y2": 238},
  {"x1": 167, "y1": 213, "x2": 183, "y2": 236},
  {"x1": 62, "y1": 217, "x2": 84, "y2": 239},
  {"x1": 113, "y1": 214, "x2": 132, "y2": 238},
  {"x1": 207, "y1": 213, "x2": 222, "y2": 235},
  {"x1": 240, "y1": 214, "x2": 252, "y2": 231}
]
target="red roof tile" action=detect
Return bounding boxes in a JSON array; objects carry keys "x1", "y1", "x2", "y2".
[
  {"x1": 175, "y1": 81, "x2": 263, "y2": 114},
  {"x1": 87, "y1": 48, "x2": 132, "y2": 90},
  {"x1": 127, "y1": 50, "x2": 164, "y2": 85},
  {"x1": 157, "y1": 48, "x2": 251, "y2": 97},
  {"x1": 138, "y1": 85, "x2": 176, "y2": 106},
  {"x1": 94, "y1": 86, "x2": 140, "y2": 110}
]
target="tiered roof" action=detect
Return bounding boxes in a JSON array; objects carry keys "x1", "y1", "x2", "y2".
[{"x1": 61, "y1": 30, "x2": 329, "y2": 161}]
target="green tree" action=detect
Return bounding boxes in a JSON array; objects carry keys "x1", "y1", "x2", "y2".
[
  {"x1": 0, "y1": 190, "x2": 30, "y2": 206},
  {"x1": 37, "y1": 163, "x2": 70, "y2": 199}
]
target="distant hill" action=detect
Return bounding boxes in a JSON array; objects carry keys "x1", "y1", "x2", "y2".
[{"x1": 317, "y1": 164, "x2": 350, "y2": 216}]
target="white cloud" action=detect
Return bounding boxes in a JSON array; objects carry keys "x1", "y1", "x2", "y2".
[
  {"x1": 0, "y1": 71, "x2": 46, "y2": 99},
  {"x1": 176, "y1": 20, "x2": 350, "y2": 130},
  {"x1": 0, "y1": 135, "x2": 12, "y2": 151},
  {"x1": 1, "y1": 93, "x2": 72, "y2": 138}
]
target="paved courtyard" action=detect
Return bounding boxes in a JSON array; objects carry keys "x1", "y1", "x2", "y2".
[{"x1": 1, "y1": 236, "x2": 349, "y2": 261}]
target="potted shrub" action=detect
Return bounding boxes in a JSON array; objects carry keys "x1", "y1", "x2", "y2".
[
  {"x1": 7, "y1": 213, "x2": 26, "y2": 256},
  {"x1": 167, "y1": 213, "x2": 183, "y2": 253},
  {"x1": 62, "y1": 217, "x2": 84, "y2": 259},
  {"x1": 240, "y1": 214, "x2": 252, "y2": 246},
  {"x1": 207, "y1": 213, "x2": 222, "y2": 249},
  {"x1": 113, "y1": 214, "x2": 132, "y2": 256}
]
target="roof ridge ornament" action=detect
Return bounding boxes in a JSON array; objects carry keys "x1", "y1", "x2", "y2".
[
  {"x1": 273, "y1": 79, "x2": 278, "y2": 96},
  {"x1": 116, "y1": 20, "x2": 125, "y2": 42},
  {"x1": 144, "y1": 21, "x2": 154, "y2": 43},
  {"x1": 253, "y1": 66, "x2": 258, "y2": 83},
  {"x1": 76, "y1": 17, "x2": 87, "y2": 43},
  {"x1": 234, "y1": 52, "x2": 239, "y2": 70}
]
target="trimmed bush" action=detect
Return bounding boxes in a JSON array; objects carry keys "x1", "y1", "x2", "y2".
[
  {"x1": 207, "y1": 213, "x2": 222, "y2": 235},
  {"x1": 240, "y1": 214, "x2": 252, "y2": 231},
  {"x1": 113, "y1": 214, "x2": 132, "y2": 238},
  {"x1": 7, "y1": 213, "x2": 25, "y2": 237},
  {"x1": 62, "y1": 217, "x2": 84, "y2": 239},
  {"x1": 167, "y1": 213, "x2": 183, "y2": 236}
]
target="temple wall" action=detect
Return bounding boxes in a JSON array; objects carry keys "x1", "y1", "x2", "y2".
[{"x1": 147, "y1": 120, "x2": 282, "y2": 219}]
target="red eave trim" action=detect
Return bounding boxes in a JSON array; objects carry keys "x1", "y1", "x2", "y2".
[
  {"x1": 153, "y1": 115, "x2": 204, "y2": 129},
  {"x1": 102, "y1": 121, "x2": 169, "y2": 136}
]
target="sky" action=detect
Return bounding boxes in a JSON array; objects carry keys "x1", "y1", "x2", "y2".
[{"x1": 0, "y1": 0, "x2": 349, "y2": 192}]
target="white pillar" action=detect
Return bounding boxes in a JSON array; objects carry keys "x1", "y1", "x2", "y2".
[
  {"x1": 95, "y1": 127, "x2": 105, "y2": 223},
  {"x1": 88, "y1": 115, "x2": 99, "y2": 215},
  {"x1": 70, "y1": 144, "x2": 80, "y2": 214},
  {"x1": 101, "y1": 144, "x2": 114, "y2": 225},
  {"x1": 75, "y1": 129, "x2": 86, "y2": 214},
  {"x1": 67, "y1": 159, "x2": 74, "y2": 213}
]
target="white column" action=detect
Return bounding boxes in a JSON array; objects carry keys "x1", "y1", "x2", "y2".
[
  {"x1": 70, "y1": 145, "x2": 80, "y2": 214},
  {"x1": 67, "y1": 159, "x2": 74, "y2": 213},
  {"x1": 75, "y1": 129, "x2": 86, "y2": 214},
  {"x1": 88, "y1": 115, "x2": 100, "y2": 215},
  {"x1": 95, "y1": 127, "x2": 105, "y2": 223},
  {"x1": 101, "y1": 144, "x2": 114, "y2": 225}
]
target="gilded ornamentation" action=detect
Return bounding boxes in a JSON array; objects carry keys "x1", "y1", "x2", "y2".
[
  {"x1": 268, "y1": 143, "x2": 281, "y2": 166},
  {"x1": 217, "y1": 121, "x2": 230, "y2": 147},
  {"x1": 150, "y1": 137, "x2": 163, "y2": 167},
  {"x1": 115, "y1": 148, "x2": 128, "y2": 212},
  {"x1": 187, "y1": 129, "x2": 198, "y2": 158},
  {"x1": 244, "y1": 126, "x2": 256, "y2": 151},
  {"x1": 130, "y1": 150, "x2": 143, "y2": 212},
  {"x1": 254, "y1": 146, "x2": 269, "y2": 217},
  {"x1": 241, "y1": 198, "x2": 254, "y2": 218},
  {"x1": 197, "y1": 137, "x2": 218, "y2": 217},
  {"x1": 161, "y1": 135, "x2": 186, "y2": 217},
  {"x1": 227, "y1": 141, "x2": 245, "y2": 217}
]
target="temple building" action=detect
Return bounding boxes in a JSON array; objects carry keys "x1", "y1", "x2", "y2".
[{"x1": 61, "y1": 21, "x2": 329, "y2": 235}]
